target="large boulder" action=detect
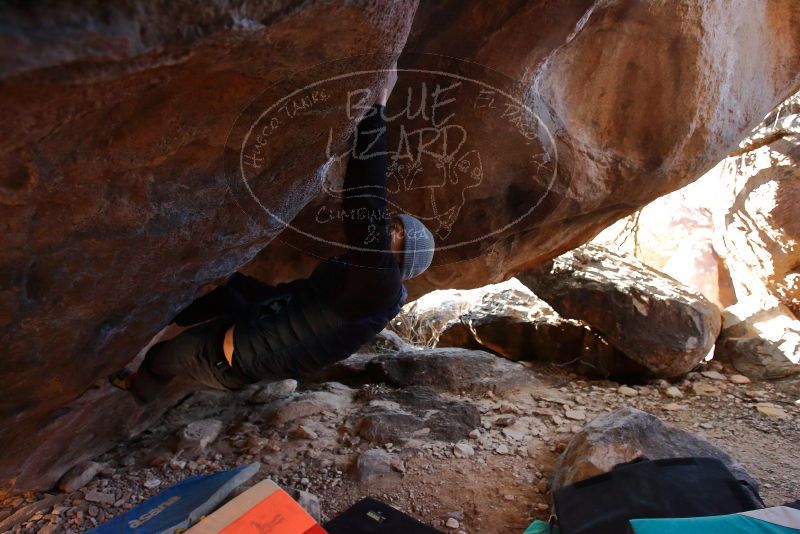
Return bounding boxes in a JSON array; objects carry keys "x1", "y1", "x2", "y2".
[
  {"x1": 395, "y1": 279, "x2": 646, "y2": 377},
  {"x1": 2, "y1": 0, "x2": 799, "y2": 492},
  {"x1": 440, "y1": 305, "x2": 646, "y2": 378},
  {"x1": 0, "y1": 0, "x2": 418, "y2": 492},
  {"x1": 715, "y1": 295, "x2": 800, "y2": 379},
  {"x1": 518, "y1": 245, "x2": 722, "y2": 378},
  {"x1": 552, "y1": 407, "x2": 757, "y2": 491}
]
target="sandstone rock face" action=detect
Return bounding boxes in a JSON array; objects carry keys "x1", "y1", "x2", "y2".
[
  {"x1": 706, "y1": 90, "x2": 800, "y2": 378},
  {"x1": 552, "y1": 407, "x2": 756, "y2": 491},
  {"x1": 715, "y1": 295, "x2": 800, "y2": 379},
  {"x1": 593, "y1": 188, "x2": 737, "y2": 308},
  {"x1": 392, "y1": 279, "x2": 536, "y2": 346},
  {"x1": 519, "y1": 245, "x2": 722, "y2": 378},
  {"x1": 712, "y1": 91, "x2": 800, "y2": 315},
  {"x1": 593, "y1": 90, "x2": 800, "y2": 379},
  {"x1": 2, "y1": 0, "x2": 800, "y2": 492},
  {"x1": 442, "y1": 308, "x2": 647, "y2": 379},
  {"x1": 249, "y1": 0, "x2": 800, "y2": 296},
  {"x1": 708, "y1": 91, "x2": 800, "y2": 379}
]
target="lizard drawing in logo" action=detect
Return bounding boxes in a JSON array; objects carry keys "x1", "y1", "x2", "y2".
[{"x1": 387, "y1": 147, "x2": 484, "y2": 240}]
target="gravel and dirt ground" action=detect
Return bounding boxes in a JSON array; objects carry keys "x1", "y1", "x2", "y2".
[{"x1": 0, "y1": 354, "x2": 797, "y2": 534}]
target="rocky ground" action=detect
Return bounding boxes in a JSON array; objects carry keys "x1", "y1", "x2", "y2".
[{"x1": 0, "y1": 346, "x2": 798, "y2": 534}]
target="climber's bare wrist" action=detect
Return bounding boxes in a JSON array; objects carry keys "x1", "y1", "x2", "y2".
[{"x1": 223, "y1": 325, "x2": 235, "y2": 366}]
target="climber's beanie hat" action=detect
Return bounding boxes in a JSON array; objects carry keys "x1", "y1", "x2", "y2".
[{"x1": 396, "y1": 214, "x2": 435, "y2": 280}]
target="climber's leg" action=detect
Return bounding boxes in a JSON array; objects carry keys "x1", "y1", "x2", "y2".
[{"x1": 123, "y1": 319, "x2": 250, "y2": 403}]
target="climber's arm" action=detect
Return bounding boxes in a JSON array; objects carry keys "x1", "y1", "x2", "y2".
[
  {"x1": 172, "y1": 272, "x2": 277, "y2": 326},
  {"x1": 331, "y1": 102, "x2": 403, "y2": 319}
]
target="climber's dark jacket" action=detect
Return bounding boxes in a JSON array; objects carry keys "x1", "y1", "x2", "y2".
[{"x1": 173, "y1": 104, "x2": 405, "y2": 382}]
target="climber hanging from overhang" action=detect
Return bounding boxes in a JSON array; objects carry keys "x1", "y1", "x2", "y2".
[{"x1": 110, "y1": 63, "x2": 435, "y2": 403}]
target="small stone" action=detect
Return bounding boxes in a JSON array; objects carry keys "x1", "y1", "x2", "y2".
[
  {"x1": 618, "y1": 385, "x2": 638, "y2": 397},
  {"x1": 354, "y1": 449, "x2": 394, "y2": 481},
  {"x1": 285, "y1": 488, "x2": 321, "y2": 522},
  {"x1": 84, "y1": 490, "x2": 115, "y2": 506},
  {"x1": 292, "y1": 424, "x2": 319, "y2": 440},
  {"x1": 494, "y1": 415, "x2": 516, "y2": 427},
  {"x1": 468, "y1": 429, "x2": 481, "y2": 439},
  {"x1": 143, "y1": 478, "x2": 162, "y2": 489},
  {"x1": 502, "y1": 428, "x2": 525, "y2": 441},
  {"x1": 700, "y1": 422, "x2": 713, "y2": 429},
  {"x1": 504, "y1": 494, "x2": 515, "y2": 501},
  {"x1": 692, "y1": 382, "x2": 720, "y2": 396},
  {"x1": 168, "y1": 458, "x2": 187, "y2": 470},
  {"x1": 249, "y1": 379, "x2": 298, "y2": 403},
  {"x1": 495, "y1": 444, "x2": 510, "y2": 455},
  {"x1": 729, "y1": 374, "x2": 751, "y2": 385},
  {"x1": 564, "y1": 409, "x2": 586, "y2": 421},
  {"x1": 701, "y1": 370, "x2": 726, "y2": 381},
  {"x1": 535, "y1": 503, "x2": 549, "y2": 512},
  {"x1": 663, "y1": 403, "x2": 684, "y2": 411},
  {"x1": 537, "y1": 479, "x2": 549, "y2": 494},
  {"x1": 446, "y1": 517, "x2": 460, "y2": 529},
  {"x1": 390, "y1": 458, "x2": 406, "y2": 474},
  {"x1": 664, "y1": 386, "x2": 683, "y2": 399},
  {"x1": 453, "y1": 443, "x2": 475, "y2": 458},
  {"x1": 755, "y1": 403, "x2": 788, "y2": 419},
  {"x1": 176, "y1": 419, "x2": 223, "y2": 453}
]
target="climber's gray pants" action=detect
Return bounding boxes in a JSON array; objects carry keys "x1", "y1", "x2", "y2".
[{"x1": 131, "y1": 318, "x2": 250, "y2": 403}]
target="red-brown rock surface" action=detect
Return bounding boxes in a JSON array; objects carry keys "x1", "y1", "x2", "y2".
[
  {"x1": 250, "y1": 0, "x2": 800, "y2": 296},
  {"x1": 712, "y1": 92, "x2": 800, "y2": 315},
  {"x1": 1, "y1": 0, "x2": 799, "y2": 492}
]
